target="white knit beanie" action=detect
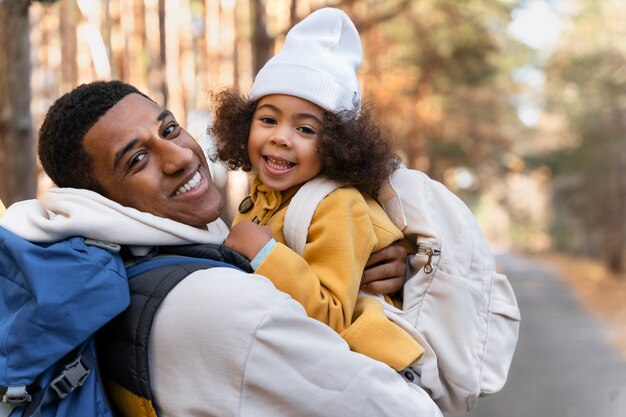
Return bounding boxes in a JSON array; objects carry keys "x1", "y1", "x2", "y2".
[{"x1": 249, "y1": 7, "x2": 363, "y2": 113}]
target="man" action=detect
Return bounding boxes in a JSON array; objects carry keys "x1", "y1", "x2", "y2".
[{"x1": 1, "y1": 81, "x2": 441, "y2": 417}]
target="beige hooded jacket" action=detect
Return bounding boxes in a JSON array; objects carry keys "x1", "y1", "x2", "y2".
[{"x1": 0, "y1": 188, "x2": 443, "y2": 417}]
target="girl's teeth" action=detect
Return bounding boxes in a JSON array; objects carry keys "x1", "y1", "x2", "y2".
[{"x1": 267, "y1": 157, "x2": 293, "y2": 169}]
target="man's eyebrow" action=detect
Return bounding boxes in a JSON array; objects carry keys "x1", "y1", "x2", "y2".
[
  {"x1": 113, "y1": 138, "x2": 140, "y2": 170},
  {"x1": 157, "y1": 110, "x2": 173, "y2": 122}
]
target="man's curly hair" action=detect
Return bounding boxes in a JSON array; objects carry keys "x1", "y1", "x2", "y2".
[
  {"x1": 38, "y1": 80, "x2": 150, "y2": 194},
  {"x1": 210, "y1": 88, "x2": 400, "y2": 197}
]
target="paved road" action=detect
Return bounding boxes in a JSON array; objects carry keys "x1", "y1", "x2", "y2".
[{"x1": 458, "y1": 253, "x2": 626, "y2": 417}]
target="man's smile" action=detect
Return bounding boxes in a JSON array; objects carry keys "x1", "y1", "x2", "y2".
[{"x1": 174, "y1": 170, "x2": 202, "y2": 197}]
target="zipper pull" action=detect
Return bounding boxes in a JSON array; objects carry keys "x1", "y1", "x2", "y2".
[{"x1": 418, "y1": 244, "x2": 441, "y2": 274}]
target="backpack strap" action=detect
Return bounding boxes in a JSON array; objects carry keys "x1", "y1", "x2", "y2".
[
  {"x1": 11, "y1": 341, "x2": 96, "y2": 417},
  {"x1": 98, "y1": 244, "x2": 248, "y2": 416},
  {"x1": 155, "y1": 243, "x2": 253, "y2": 273},
  {"x1": 283, "y1": 176, "x2": 343, "y2": 255},
  {"x1": 100, "y1": 262, "x2": 212, "y2": 402}
]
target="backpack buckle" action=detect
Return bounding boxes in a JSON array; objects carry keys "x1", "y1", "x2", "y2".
[
  {"x1": 49, "y1": 356, "x2": 91, "y2": 399},
  {"x1": 1, "y1": 386, "x2": 32, "y2": 404},
  {"x1": 84, "y1": 238, "x2": 122, "y2": 253}
]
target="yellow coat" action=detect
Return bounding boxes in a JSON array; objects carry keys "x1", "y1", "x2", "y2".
[
  {"x1": 234, "y1": 178, "x2": 423, "y2": 370},
  {"x1": 0, "y1": 198, "x2": 5, "y2": 218}
]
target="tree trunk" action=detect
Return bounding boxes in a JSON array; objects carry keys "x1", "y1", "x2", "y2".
[
  {"x1": 290, "y1": 0, "x2": 298, "y2": 27},
  {"x1": 159, "y1": 0, "x2": 169, "y2": 105},
  {"x1": 250, "y1": 0, "x2": 272, "y2": 76},
  {"x1": 164, "y1": 0, "x2": 184, "y2": 123},
  {"x1": 59, "y1": 0, "x2": 78, "y2": 91},
  {"x1": 602, "y1": 98, "x2": 626, "y2": 274},
  {"x1": 0, "y1": 0, "x2": 36, "y2": 206},
  {"x1": 232, "y1": 2, "x2": 240, "y2": 90},
  {"x1": 196, "y1": 0, "x2": 210, "y2": 106},
  {"x1": 603, "y1": 168, "x2": 625, "y2": 273},
  {"x1": 205, "y1": 0, "x2": 220, "y2": 88},
  {"x1": 125, "y1": 0, "x2": 147, "y2": 90},
  {"x1": 145, "y1": 0, "x2": 165, "y2": 104},
  {"x1": 109, "y1": 0, "x2": 124, "y2": 80},
  {"x1": 179, "y1": 0, "x2": 194, "y2": 111}
]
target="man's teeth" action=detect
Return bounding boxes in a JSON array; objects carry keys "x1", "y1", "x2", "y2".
[{"x1": 175, "y1": 171, "x2": 201, "y2": 196}]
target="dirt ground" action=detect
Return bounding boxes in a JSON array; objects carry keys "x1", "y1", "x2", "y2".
[{"x1": 533, "y1": 252, "x2": 626, "y2": 359}]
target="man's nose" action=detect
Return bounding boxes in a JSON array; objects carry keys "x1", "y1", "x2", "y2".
[{"x1": 158, "y1": 140, "x2": 194, "y2": 174}]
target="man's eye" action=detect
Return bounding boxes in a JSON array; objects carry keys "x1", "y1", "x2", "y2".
[
  {"x1": 129, "y1": 153, "x2": 147, "y2": 168},
  {"x1": 164, "y1": 123, "x2": 180, "y2": 137}
]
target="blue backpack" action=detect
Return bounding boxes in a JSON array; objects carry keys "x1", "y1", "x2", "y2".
[
  {"x1": 0, "y1": 227, "x2": 129, "y2": 417},
  {"x1": 0, "y1": 227, "x2": 247, "y2": 417}
]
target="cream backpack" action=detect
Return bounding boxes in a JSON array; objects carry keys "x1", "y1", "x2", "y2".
[{"x1": 283, "y1": 166, "x2": 521, "y2": 414}]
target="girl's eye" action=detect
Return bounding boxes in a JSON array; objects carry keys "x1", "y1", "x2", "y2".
[
  {"x1": 260, "y1": 116, "x2": 277, "y2": 125},
  {"x1": 298, "y1": 126, "x2": 317, "y2": 135}
]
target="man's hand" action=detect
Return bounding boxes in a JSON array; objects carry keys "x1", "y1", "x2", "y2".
[
  {"x1": 361, "y1": 242, "x2": 407, "y2": 295},
  {"x1": 224, "y1": 221, "x2": 273, "y2": 261}
]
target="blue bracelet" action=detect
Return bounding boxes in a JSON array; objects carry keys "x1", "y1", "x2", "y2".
[{"x1": 250, "y1": 238, "x2": 277, "y2": 270}]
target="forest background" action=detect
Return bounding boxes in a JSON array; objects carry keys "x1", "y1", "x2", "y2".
[{"x1": 0, "y1": 0, "x2": 624, "y2": 276}]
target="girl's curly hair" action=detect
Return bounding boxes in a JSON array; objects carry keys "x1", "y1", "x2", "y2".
[{"x1": 209, "y1": 88, "x2": 400, "y2": 197}]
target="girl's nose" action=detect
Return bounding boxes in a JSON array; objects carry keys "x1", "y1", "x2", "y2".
[{"x1": 270, "y1": 130, "x2": 292, "y2": 148}]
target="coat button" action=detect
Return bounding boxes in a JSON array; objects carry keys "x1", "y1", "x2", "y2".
[{"x1": 238, "y1": 196, "x2": 254, "y2": 214}]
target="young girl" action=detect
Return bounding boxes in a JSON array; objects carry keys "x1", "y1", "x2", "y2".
[{"x1": 211, "y1": 7, "x2": 423, "y2": 371}]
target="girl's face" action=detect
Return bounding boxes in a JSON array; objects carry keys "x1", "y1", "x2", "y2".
[{"x1": 247, "y1": 94, "x2": 324, "y2": 192}]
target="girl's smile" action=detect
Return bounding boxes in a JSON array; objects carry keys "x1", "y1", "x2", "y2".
[{"x1": 263, "y1": 155, "x2": 296, "y2": 173}]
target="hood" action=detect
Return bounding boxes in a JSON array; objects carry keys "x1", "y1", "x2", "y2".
[{"x1": 0, "y1": 188, "x2": 229, "y2": 250}]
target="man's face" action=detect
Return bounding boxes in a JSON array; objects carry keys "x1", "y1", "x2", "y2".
[{"x1": 83, "y1": 93, "x2": 223, "y2": 229}]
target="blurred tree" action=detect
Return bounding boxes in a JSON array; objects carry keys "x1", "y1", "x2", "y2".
[
  {"x1": 250, "y1": 0, "x2": 272, "y2": 75},
  {"x1": 0, "y1": 0, "x2": 40, "y2": 206},
  {"x1": 248, "y1": 0, "x2": 526, "y2": 195},
  {"x1": 0, "y1": 0, "x2": 532, "y2": 216},
  {"x1": 358, "y1": 0, "x2": 528, "y2": 193},
  {"x1": 542, "y1": 1, "x2": 626, "y2": 273},
  {"x1": 145, "y1": 0, "x2": 167, "y2": 105},
  {"x1": 60, "y1": 0, "x2": 78, "y2": 91}
]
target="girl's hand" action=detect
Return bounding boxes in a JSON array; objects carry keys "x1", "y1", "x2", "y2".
[
  {"x1": 225, "y1": 221, "x2": 273, "y2": 261},
  {"x1": 361, "y1": 242, "x2": 407, "y2": 295}
]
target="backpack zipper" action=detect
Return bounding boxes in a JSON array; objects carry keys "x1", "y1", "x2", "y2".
[{"x1": 417, "y1": 244, "x2": 441, "y2": 274}]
